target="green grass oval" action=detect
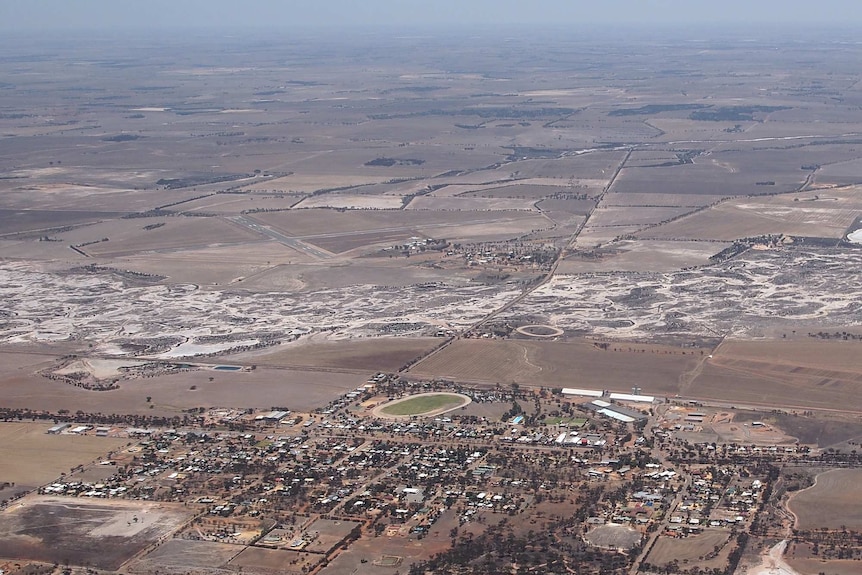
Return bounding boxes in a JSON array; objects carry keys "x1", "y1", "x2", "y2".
[{"x1": 380, "y1": 393, "x2": 467, "y2": 416}]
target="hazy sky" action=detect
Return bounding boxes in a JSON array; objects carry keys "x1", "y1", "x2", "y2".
[{"x1": 2, "y1": 0, "x2": 861, "y2": 32}]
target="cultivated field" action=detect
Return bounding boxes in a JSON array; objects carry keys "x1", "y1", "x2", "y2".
[
  {"x1": 687, "y1": 340, "x2": 862, "y2": 412},
  {"x1": 234, "y1": 337, "x2": 441, "y2": 372},
  {"x1": 408, "y1": 339, "x2": 704, "y2": 395},
  {"x1": 789, "y1": 469, "x2": 862, "y2": 530},
  {"x1": 0, "y1": 360, "x2": 364, "y2": 414}
]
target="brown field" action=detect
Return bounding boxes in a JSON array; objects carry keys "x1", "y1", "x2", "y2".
[
  {"x1": 0, "y1": 495, "x2": 192, "y2": 570},
  {"x1": 0, "y1": 422, "x2": 128, "y2": 489},
  {"x1": 0, "y1": 209, "x2": 127, "y2": 236},
  {"x1": 235, "y1": 338, "x2": 441, "y2": 372},
  {"x1": 646, "y1": 530, "x2": 731, "y2": 566},
  {"x1": 587, "y1": 206, "x2": 692, "y2": 227},
  {"x1": 612, "y1": 153, "x2": 804, "y2": 197},
  {"x1": 639, "y1": 191, "x2": 862, "y2": 241},
  {"x1": 0, "y1": 184, "x2": 209, "y2": 213},
  {"x1": 535, "y1": 197, "x2": 597, "y2": 214},
  {"x1": 318, "y1": 525, "x2": 450, "y2": 575},
  {"x1": 118, "y1": 241, "x2": 312, "y2": 287},
  {"x1": 574, "y1": 225, "x2": 644, "y2": 247},
  {"x1": 601, "y1": 191, "x2": 727, "y2": 207},
  {"x1": 405, "y1": 195, "x2": 537, "y2": 211},
  {"x1": 789, "y1": 469, "x2": 862, "y2": 530},
  {"x1": 459, "y1": 183, "x2": 566, "y2": 199},
  {"x1": 229, "y1": 546, "x2": 319, "y2": 575},
  {"x1": 0, "y1": 359, "x2": 363, "y2": 414},
  {"x1": 296, "y1": 193, "x2": 405, "y2": 210},
  {"x1": 177, "y1": 193, "x2": 306, "y2": 214},
  {"x1": 770, "y1": 412, "x2": 862, "y2": 448},
  {"x1": 688, "y1": 340, "x2": 862, "y2": 412},
  {"x1": 306, "y1": 228, "x2": 426, "y2": 253},
  {"x1": 787, "y1": 558, "x2": 862, "y2": 575},
  {"x1": 408, "y1": 338, "x2": 705, "y2": 395},
  {"x1": 250, "y1": 208, "x2": 545, "y2": 238},
  {"x1": 130, "y1": 539, "x2": 241, "y2": 571},
  {"x1": 67, "y1": 216, "x2": 265, "y2": 257},
  {"x1": 558, "y1": 240, "x2": 728, "y2": 273}
]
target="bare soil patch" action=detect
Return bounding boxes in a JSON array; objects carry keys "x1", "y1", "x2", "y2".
[{"x1": 0, "y1": 495, "x2": 191, "y2": 570}]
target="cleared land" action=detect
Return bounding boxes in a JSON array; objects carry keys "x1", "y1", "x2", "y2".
[
  {"x1": 789, "y1": 469, "x2": 862, "y2": 530},
  {"x1": 0, "y1": 422, "x2": 127, "y2": 489},
  {"x1": 233, "y1": 338, "x2": 442, "y2": 372},
  {"x1": 646, "y1": 530, "x2": 730, "y2": 566},
  {"x1": 408, "y1": 339, "x2": 704, "y2": 395},
  {"x1": 0, "y1": 495, "x2": 192, "y2": 570},
  {"x1": 688, "y1": 341, "x2": 862, "y2": 412},
  {"x1": 129, "y1": 539, "x2": 242, "y2": 571},
  {"x1": 0, "y1": 360, "x2": 364, "y2": 414},
  {"x1": 639, "y1": 190, "x2": 862, "y2": 241}
]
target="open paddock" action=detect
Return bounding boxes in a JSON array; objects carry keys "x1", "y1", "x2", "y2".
[
  {"x1": 559, "y1": 240, "x2": 728, "y2": 273},
  {"x1": 229, "y1": 546, "x2": 319, "y2": 575},
  {"x1": 408, "y1": 339, "x2": 704, "y2": 396},
  {"x1": 131, "y1": 539, "x2": 241, "y2": 571},
  {"x1": 302, "y1": 518, "x2": 361, "y2": 553},
  {"x1": 639, "y1": 192, "x2": 862, "y2": 241},
  {"x1": 689, "y1": 341, "x2": 862, "y2": 412},
  {"x1": 405, "y1": 195, "x2": 536, "y2": 211},
  {"x1": 295, "y1": 193, "x2": 404, "y2": 210},
  {"x1": 601, "y1": 191, "x2": 727, "y2": 207},
  {"x1": 250, "y1": 208, "x2": 548, "y2": 239},
  {"x1": 234, "y1": 337, "x2": 441, "y2": 372},
  {"x1": 0, "y1": 422, "x2": 128, "y2": 489},
  {"x1": 0, "y1": 363, "x2": 363, "y2": 415},
  {"x1": 176, "y1": 193, "x2": 305, "y2": 214},
  {"x1": 58, "y1": 216, "x2": 264, "y2": 258},
  {"x1": 787, "y1": 558, "x2": 862, "y2": 575},
  {"x1": 771, "y1": 412, "x2": 862, "y2": 448},
  {"x1": 789, "y1": 469, "x2": 862, "y2": 531},
  {"x1": 612, "y1": 162, "x2": 801, "y2": 198},
  {"x1": 0, "y1": 209, "x2": 127, "y2": 237},
  {"x1": 573, "y1": 225, "x2": 644, "y2": 247},
  {"x1": 535, "y1": 197, "x2": 597, "y2": 214},
  {"x1": 316, "y1": 519, "x2": 450, "y2": 575},
  {"x1": 645, "y1": 530, "x2": 731, "y2": 567},
  {"x1": 118, "y1": 242, "x2": 312, "y2": 287},
  {"x1": 587, "y1": 205, "x2": 693, "y2": 227},
  {"x1": 305, "y1": 228, "x2": 426, "y2": 254},
  {"x1": 0, "y1": 184, "x2": 208, "y2": 214},
  {"x1": 233, "y1": 259, "x2": 466, "y2": 291},
  {"x1": 243, "y1": 174, "x2": 388, "y2": 194},
  {"x1": 458, "y1": 183, "x2": 566, "y2": 200},
  {"x1": 0, "y1": 495, "x2": 192, "y2": 570}
]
